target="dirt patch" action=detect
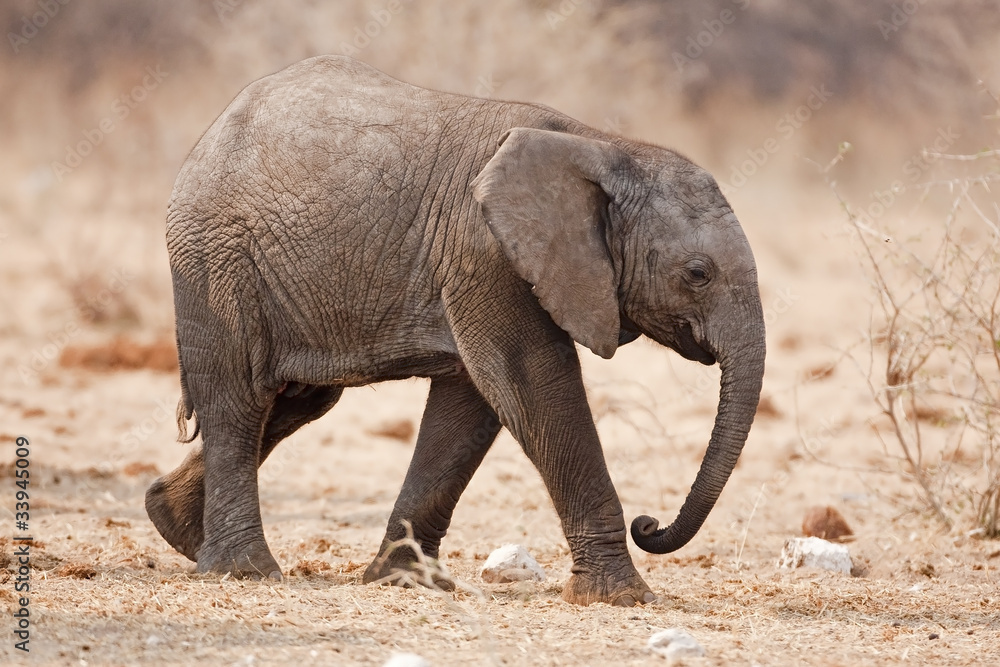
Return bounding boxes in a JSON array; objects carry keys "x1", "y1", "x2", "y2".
[
  {"x1": 801, "y1": 505, "x2": 855, "y2": 542},
  {"x1": 54, "y1": 564, "x2": 98, "y2": 580},
  {"x1": 755, "y1": 394, "x2": 783, "y2": 420},
  {"x1": 59, "y1": 336, "x2": 178, "y2": 373},
  {"x1": 367, "y1": 419, "x2": 417, "y2": 443},
  {"x1": 289, "y1": 559, "x2": 334, "y2": 577},
  {"x1": 122, "y1": 462, "x2": 160, "y2": 477}
]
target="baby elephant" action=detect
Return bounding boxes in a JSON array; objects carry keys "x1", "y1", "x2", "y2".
[{"x1": 146, "y1": 55, "x2": 764, "y2": 607}]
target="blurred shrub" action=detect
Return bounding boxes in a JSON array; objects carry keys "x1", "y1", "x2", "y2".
[
  {"x1": 606, "y1": 0, "x2": 1000, "y2": 122},
  {"x1": 826, "y1": 95, "x2": 1000, "y2": 536}
]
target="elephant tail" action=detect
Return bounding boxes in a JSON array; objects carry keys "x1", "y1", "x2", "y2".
[{"x1": 175, "y1": 337, "x2": 200, "y2": 444}]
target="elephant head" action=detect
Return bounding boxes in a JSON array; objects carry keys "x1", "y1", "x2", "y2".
[{"x1": 472, "y1": 127, "x2": 765, "y2": 554}]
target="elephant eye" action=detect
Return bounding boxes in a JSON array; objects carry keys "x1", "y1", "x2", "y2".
[{"x1": 686, "y1": 263, "x2": 711, "y2": 286}]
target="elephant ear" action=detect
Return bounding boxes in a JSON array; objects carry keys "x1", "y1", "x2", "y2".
[{"x1": 471, "y1": 127, "x2": 627, "y2": 359}]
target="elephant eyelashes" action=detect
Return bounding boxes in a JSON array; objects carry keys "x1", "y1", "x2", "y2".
[
  {"x1": 688, "y1": 267, "x2": 709, "y2": 283},
  {"x1": 683, "y1": 259, "x2": 714, "y2": 287}
]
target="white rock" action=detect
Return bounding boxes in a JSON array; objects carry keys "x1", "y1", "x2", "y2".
[
  {"x1": 479, "y1": 544, "x2": 546, "y2": 583},
  {"x1": 648, "y1": 628, "x2": 706, "y2": 660},
  {"x1": 383, "y1": 653, "x2": 430, "y2": 667},
  {"x1": 778, "y1": 536, "x2": 853, "y2": 574}
]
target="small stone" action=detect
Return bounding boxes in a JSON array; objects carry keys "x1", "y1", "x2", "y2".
[
  {"x1": 479, "y1": 544, "x2": 546, "y2": 583},
  {"x1": 778, "y1": 537, "x2": 853, "y2": 574},
  {"x1": 648, "y1": 627, "x2": 705, "y2": 660},
  {"x1": 383, "y1": 653, "x2": 430, "y2": 667},
  {"x1": 802, "y1": 505, "x2": 854, "y2": 541},
  {"x1": 928, "y1": 633, "x2": 939, "y2": 640}
]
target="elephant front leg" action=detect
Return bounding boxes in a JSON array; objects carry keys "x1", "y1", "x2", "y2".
[
  {"x1": 363, "y1": 373, "x2": 501, "y2": 588},
  {"x1": 519, "y1": 390, "x2": 655, "y2": 607},
  {"x1": 448, "y1": 307, "x2": 654, "y2": 606}
]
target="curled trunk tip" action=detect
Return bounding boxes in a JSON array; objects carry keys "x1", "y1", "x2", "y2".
[{"x1": 630, "y1": 515, "x2": 674, "y2": 553}]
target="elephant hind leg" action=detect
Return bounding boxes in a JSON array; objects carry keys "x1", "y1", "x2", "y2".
[
  {"x1": 146, "y1": 386, "x2": 343, "y2": 562},
  {"x1": 364, "y1": 373, "x2": 500, "y2": 588},
  {"x1": 145, "y1": 445, "x2": 207, "y2": 561},
  {"x1": 259, "y1": 385, "x2": 344, "y2": 449}
]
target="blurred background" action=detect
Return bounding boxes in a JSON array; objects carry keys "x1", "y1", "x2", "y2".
[
  {"x1": 2, "y1": 7, "x2": 1000, "y2": 654},
  {"x1": 1, "y1": 0, "x2": 998, "y2": 339}
]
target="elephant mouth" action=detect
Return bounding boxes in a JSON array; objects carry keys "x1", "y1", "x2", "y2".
[
  {"x1": 618, "y1": 312, "x2": 642, "y2": 346},
  {"x1": 673, "y1": 322, "x2": 716, "y2": 365}
]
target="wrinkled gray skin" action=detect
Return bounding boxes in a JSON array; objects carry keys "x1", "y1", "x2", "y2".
[{"x1": 145, "y1": 55, "x2": 765, "y2": 607}]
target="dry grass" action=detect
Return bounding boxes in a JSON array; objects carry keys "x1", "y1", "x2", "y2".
[
  {"x1": 820, "y1": 99, "x2": 1000, "y2": 537},
  {"x1": 3, "y1": 443, "x2": 999, "y2": 664},
  {"x1": 4, "y1": 479, "x2": 999, "y2": 665}
]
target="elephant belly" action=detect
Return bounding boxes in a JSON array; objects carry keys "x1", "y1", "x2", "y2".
[
  {"x1": 265, "y1": 284, "x2": 462, "y2": 387},
  {"x1": 272, "y1": 345, "x2": 463, "y2": 388}
]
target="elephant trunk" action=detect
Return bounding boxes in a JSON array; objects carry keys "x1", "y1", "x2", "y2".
[{"x1": 631, "y1": 298, "x2": 765, "y2": 554}]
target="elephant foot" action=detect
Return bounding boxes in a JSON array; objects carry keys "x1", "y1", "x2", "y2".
[
  {"x1": 196, "y1": 536, "x2": 282, "y2": 581},
  {"x1": 363, "y1": 544, "x2": 453, "y2": 591},
  {"x1": 144, "y1": 447, "x2": 206, "y2": 562},
  {"x1": 561, "y1": 567, "x2": 656, "y2": 607}
]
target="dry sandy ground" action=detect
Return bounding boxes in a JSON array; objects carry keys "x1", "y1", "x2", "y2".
[{"x1": 1, "y1": 184, "x2": 998, "y2": 666}]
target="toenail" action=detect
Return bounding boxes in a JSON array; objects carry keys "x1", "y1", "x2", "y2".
[
  {"x1": 616, "y1": 594, "x2": 636, "y2": 607},
  {"x1": 268, "y1": 570, "x2": 283, "y2": 582},
  {"x1": 642, "y1": 591, "x2": 656, "y2": 604}
]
